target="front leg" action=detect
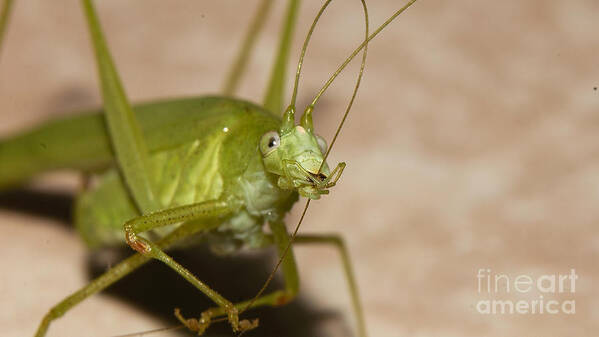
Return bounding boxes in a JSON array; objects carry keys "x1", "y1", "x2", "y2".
[
  {"x1": 34, "y1": 220, "x2": 202, "y2": 337},
  {"x1": 175, "y1": 219, "x2": 300, "y2": 335},
  {"x1": 0, "y1": 0, "x2": 14, "y2": 55},
  {"x1": 122, "y1": 199, "x2": 251, "y2": 333},
  {"x1": 124, "y1": 199, "x2": 230, "y2": 254}
]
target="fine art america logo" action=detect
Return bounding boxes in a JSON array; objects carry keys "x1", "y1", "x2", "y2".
[{"x1": 476, "y1": 269, "x2": 577, "y2": 315}]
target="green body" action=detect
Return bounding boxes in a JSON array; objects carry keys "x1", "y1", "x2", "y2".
[
  {"x1": 0, "y1": 0, "x2": 418, "y2": 335},
  {"x1": 1, "y1": 97, "x2": 268, "y2": 188},
  {"x1": 0, "y1": 96, "x2": 329, "y2": 250},
  {"x1": 72, "y1": 97, "x2": 296, "y2": 250},
  {"x1": 0, "y1": 96, "x2": 303, "y2": 250}
]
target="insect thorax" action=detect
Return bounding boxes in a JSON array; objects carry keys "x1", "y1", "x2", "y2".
[{"x1": 75, "y1": 102, "x2": 296, "y2": 252}]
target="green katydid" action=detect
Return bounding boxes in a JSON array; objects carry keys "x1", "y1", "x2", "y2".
[{"x1": 0, "y1": 0, "x2": 419, "y2": 336}]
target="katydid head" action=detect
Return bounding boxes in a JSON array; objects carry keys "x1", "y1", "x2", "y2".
[
  {"x1": 258, "y1": 0, "x2": 418, "y2": 200},
  {"x1": 259, "y1": 106, "x2": 345, "y2": 200},
  {"x1": 247, "y1": 0, "x2": 419, "y2": 328}
]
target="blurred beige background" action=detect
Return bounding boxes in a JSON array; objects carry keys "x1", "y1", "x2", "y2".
[{"x1": 1, "y1": 0, "x2": 598, "y2": 336}]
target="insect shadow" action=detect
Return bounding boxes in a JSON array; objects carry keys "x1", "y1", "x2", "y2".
[{"x1": 0, "y1": 188, "x2": 345, "y2": 337}]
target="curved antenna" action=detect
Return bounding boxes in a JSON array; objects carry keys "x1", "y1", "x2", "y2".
[
  {"x1": 239, "y1": 198, "x2": 311, "y2": 313},
  {"x1": 240, "y1": 0, "x2": 370, "y2": 320},
  {"x1": 319, "y1": 0, "x2": 369, "y2": 168},
  {"x1": 110, "y1": 325, "x2": 184, "y2": 337},
  {"x1": 289, "y1": 0, "x2": 332, "y2": 108},
  {"x1": 312, "y1": 0, "x2": 418, "y2": 108},
  {"x1": 318, "y1": 0, "x2": 418, "y2": 169},
  {"x1": 108, "y1": 317, "x2": 231, "y2": 337}
]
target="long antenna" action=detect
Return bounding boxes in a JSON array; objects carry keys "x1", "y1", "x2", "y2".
[
  {"x1": 312, "y1": 0, "x2": 418, "y2": 107},
  {"x1": 241, "y1": 0, "x2": 370, "y2": 319},
  {"x1": 320, "y1": 1, "x2": 369, "y2": 169},
  {"x1": 110, "y1": 325, "x2": 184, "y2": 337},
  {"x1": 117, "y1": 1, "x2": 421, "y2": 335},
  {"x1": 319, "y1": 0, "x2": 418, "y2": 169},
  {"x1": 240, "y1": 198, "x2": 311, "y2": 317},
  {"x1": 289, "y1": 0, "x2": 332, "y2": 108}
]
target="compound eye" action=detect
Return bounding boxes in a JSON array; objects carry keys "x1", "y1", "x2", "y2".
[
  {"x1": 260, "y1": 131, "x2": 280, "y2": 156},
  {"x1": 315, "y1": 135, "x2": 327, "y2": 154}
]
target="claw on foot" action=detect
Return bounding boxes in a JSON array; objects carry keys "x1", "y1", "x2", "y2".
[
  {"x1": 129, "y1": 239, "x2": 150, "y2": 254},
  {"x1": 225, "y1": 305, "x2": 240, "y2": 331},
  {"x1": 174, "y1": 307, "x2": 259, "y2": 335},
  {"x1": 124, "y1": 226, "x2": 150, "y2": 254},
  {"x1": 239, "y1": 318, "x2": 259, "y2": 332},
  {"x1": 174, "y1": 308, "x2": 212, "y2": 335},
  {"x1": 275, "y1": 292, "x2": 291, "y2": 306}
]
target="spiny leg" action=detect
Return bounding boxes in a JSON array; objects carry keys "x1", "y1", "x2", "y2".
[
  {"x1": 174, "y1": 219, "x2": 300, "y2": 334},
  {"x1": 35, "y1": 2, "x2": 163, "y2": 335},
  {"x1": 184, "y1": 230, "x2": 368, "y2": 337},
  {"x1": 295, "y1": 234, "x2": 367, "y2": 337},
  {"x1": 34, "y1": 254, "x2": 151, "y2": 337},
  {"x1": 81, "y1": 0, "x2": 160, "y2": 214},
  {"x1": 263, "y1": 0, "x2": 300, "y2": 115},
  {"x1": 123, "y1": 199, "x2": 259, "y2": 333},
  {"x1": 33, "y1": 222, "x2": 202, "y2": 337},
  {"x1": 222, "y1": 0, "x2": 274, "y2": 96},
  {"x1": 81, "y1": 4, "x2": 247, "y2": 330},
  {"x1": 0, "y1": 0, "x2": 14, "y2": 56}
]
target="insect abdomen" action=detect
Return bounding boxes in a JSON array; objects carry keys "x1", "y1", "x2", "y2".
[
  {"x1": 75, "y1": 170, "x2": 138, "y2": 248},
  {"x1": 75, "y1": 136, "x2": 227, "y2": 248},
  {"x1": 0, "y1": 97, "x2": 277, "y2": 190}
]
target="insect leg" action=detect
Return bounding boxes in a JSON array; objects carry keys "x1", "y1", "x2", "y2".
[
  {"x1": 294, "y1": 234, "x2": 367, "y2": 337},
  {"x1": 177, "y1": 219, "x2": 300, "y2": 331},
  {"x1": 263, "y1": 0, "x2": 300, "y2": 115},
  {"x1": 81, "y1": 0, "x2": 159, "y2": 214},
  {"x1": 0, "y1": 0, "x2": 14, "y2": 56},
  {"x1": 200, "y1": 230, "x2": 366, "y2": 337},
  {"x1": 123, "y1": 200, "x2": 256, "y2": 333},
  {"x1": 222, "y1": 0, "x2": 274, "y2": 96},
  {"x1": 33, "y1": 222, "x2": 201, "y2": 337},
  {"x1": 34, "y1": 254, "x2": 151, "y2": 337}
]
